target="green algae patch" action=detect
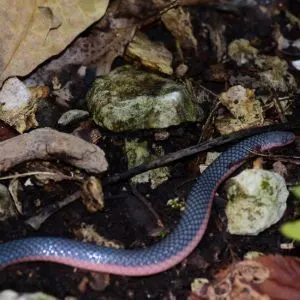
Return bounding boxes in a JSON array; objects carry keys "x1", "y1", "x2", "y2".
[{"x1": 86, "y1": 65, "x2": 201, "y2": 132}]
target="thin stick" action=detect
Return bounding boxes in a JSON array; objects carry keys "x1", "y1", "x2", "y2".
[
  {"x1": 103, "y1": 123, "x2": 300, "y2": 185},
  {"x1": 25, "y1": 190, "x2": 82, "y2": 230}
]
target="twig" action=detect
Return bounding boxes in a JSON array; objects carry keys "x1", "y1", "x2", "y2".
[
  {"x1": 25, "y1": 191, "x2": 131, "y2": 230},
  {"x1": 272, "y1": 92, "x2": 287, "y2": 123},
  {"x1": 103, "y1": 123, "x2": 300, "y2": 185},
  {"x1": 248, "y1": 149, "x2": 300, "y2": 165},
  {"x1": 198, "y1": 101, "x2": 220, "y2": 143},
  {"x1": 0, "y1": 171, "x2": 83, "y2": 182},
  {"x1": 25, "y1": 190, "x2": 83, "y2": 230}
]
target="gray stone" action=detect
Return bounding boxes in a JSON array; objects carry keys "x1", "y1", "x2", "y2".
[
  {"x1": 225, "y1": 169, "x2": 288, "y2": 235},
  {"x1": 58, "y1": 109, "x2": 89, "y2": 126},
  {"x1": 86, "y1": 65, "x2": 201, "y2": 132}
]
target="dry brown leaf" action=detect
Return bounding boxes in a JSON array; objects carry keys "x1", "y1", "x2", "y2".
[
  {"x1": 82, "y1": 176, "x2": 104, "y2": 212},
  {"x1": 25, "y1": 2, "x2": 138, "y2": 83},
  {"x1": 126, "y1": 31, "x2": 173, "y2": 75},
  {"x1": 158, "y1": 3, "x2": 197, "y2": 51},
  {"x1": 255, "y1": 255, "x2": 300, "y2": 300},
  {"x1": 191, "y1": 255, "x2": 300, "y2": 300},
  {"x1": 0, "y1": 0, "x2": 109, "y2": 85},
  {"x1": 215, "y1": 85, "x2": 264, "y2": 135}
]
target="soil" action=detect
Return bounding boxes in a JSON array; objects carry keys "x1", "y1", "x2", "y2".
[{"x1": 1, "y1": 1, "x2": 300, "y2": 299}]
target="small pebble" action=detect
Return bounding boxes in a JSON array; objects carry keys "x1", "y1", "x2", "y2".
[{"x1": 58, "y1": 109, "x2": 89, "y2": 126}]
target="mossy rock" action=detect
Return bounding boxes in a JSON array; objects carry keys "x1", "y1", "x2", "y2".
[{"x1": 86, "y1": 65, "x2": 201, "y2": 132}]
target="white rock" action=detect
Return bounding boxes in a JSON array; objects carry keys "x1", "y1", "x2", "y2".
[{"x1": 225, "y1": 169, "x2": 289, "y2": 235}]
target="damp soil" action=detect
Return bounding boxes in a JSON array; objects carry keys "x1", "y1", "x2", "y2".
[
  {"x1": 1, "y1": 1, "x2": 300, "y2": 299},
  {"x1": 0, "y1": 125, "x2": 299, "y2": 300}
]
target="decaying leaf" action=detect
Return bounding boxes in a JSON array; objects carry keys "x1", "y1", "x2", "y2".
[
  {"x1": 82, "y1": 176, "x2": 104, "y2": 212},
  {"x1": 216, "y1": 85, "x2": 264, "y2": 135},
  {"x1": 0, "y1": 0, "x2": 109, "y2": 85},
  {"x1": 8, "y1": 179, "x2": 22, "y2": 215},
  {"x1": 26, "y1": 2, "x2": 138, "y2": 84},
  {"x1": 190, "y1": 255, "x2": 300, "y2": 300},
  {"x1": 191, "y1": 260, "x2": 270, "y2": 300},
  {"x1": 74, "y1": 223, "x2": 123, "y2": 249},
  {"x1": 0, "y1": 182, "x2": 18, "y2": 220},
  {"x1": 158, "y1": 3, "x2": 197, "y2": 51},
  {"x1": 126, "y1": 31, "x2": 173, "y2": 75}
]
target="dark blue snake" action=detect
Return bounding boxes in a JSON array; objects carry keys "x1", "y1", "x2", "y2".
[{"x1": 0, "y1": 131, "x2": 295, "y2": 276}]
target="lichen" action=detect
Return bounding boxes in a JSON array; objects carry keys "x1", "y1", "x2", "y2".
[
  {"x1": 254, "y1": 55, "x2": 297, "y2": 92},
  {"x1": 225, "y1": 169, "x2": 289, "y2": 235},
  {"x1": 86, "y1": 65, "x2": 200, "y2": 132},
  {"x1": 228, "y1": 39, "x2": 258, "y2": 66},
  {"x1": 125, "y1": 139, "x2": 169, "y2": 189}
]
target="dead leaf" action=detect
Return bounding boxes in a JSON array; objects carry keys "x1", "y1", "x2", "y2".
[
  {"x1": 158, "y1": 4, "x2": 197, "y2": 51},
  {"x1": 191, "y1": 255, "x2": 300, "y2": 300},
  {"x1": 74, "y1": 223, "x2": 123, "y2": 249},
  {"x1": 126, "y1": 31, "x2": 173, "y2": 75},
  {"x1": 26, "y1": 3, "x2": 138, "y2": 83},
  {"x1": 216, "y1": 85, "x2": 264, "y2": 135},
  {"x1": 82, "y1": 176, "x2": 104, "y2": 212},
  {"x1": 0, "y1": 0, "x2": 109, "y2": 85}
]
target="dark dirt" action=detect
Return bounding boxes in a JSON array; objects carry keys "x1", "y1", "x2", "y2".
[
  {"x1": 1, "y1": 1, "x2": 300, "y2": 299},
  {"x1": 0, "y1": 132, "x2": 299, "y2": 299}
]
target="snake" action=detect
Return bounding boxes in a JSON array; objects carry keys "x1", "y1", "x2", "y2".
[{"x1": 0, "y1": 131, "x2": 295, "y2": 276}]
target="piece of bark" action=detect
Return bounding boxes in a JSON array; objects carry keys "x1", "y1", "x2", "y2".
[{"x1": 0, "y1": 128, "x2": 108, "y2": 174}]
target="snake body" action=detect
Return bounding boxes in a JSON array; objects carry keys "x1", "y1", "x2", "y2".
[{"x1": 0, "y1": 131, "x2": 295, "y2": 276}]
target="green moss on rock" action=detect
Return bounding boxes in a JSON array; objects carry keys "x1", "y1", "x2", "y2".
[
  {"x1": 225, "y1": 169, "x2": 289, "y2": 235},
  {"x1": 125, "y1": 139, "x2": 169, "y2": 189},
  {"x1": 86, "y1": 65, "x2": 200, "y2": 132}
]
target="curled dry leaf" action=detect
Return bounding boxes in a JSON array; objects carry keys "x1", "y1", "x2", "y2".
[
  {"x1": 74, "y1": 223, "x2": 123, "y2": 249},
  {"x1": 0, "y1": 0, "x2": 109, "y2": 85},
  {"x1": 120, "y1": 0, "x2": 198, "y2": 53},
  {"x1": 26, "y1": 4, "x2": 138, "y2": 84},
  {"x1": 216, "y1": 85, "x2": 264, "y2": 135},
  {"x1": 82, "y1": 176, "x2": 104, "y2": 212},
  {"x1": 8, "y1": 179, "x2": 22, "y2": 215},
  {"x1": 0, "y1": 182, "x2": 17, "y2": 220},
  {"x1": 126, "y1": 31, "x2": 173, "y2": 75},
  {"x1": 191, "y1": 255, "x2": 300, "y2": 300},
  {"x1": 158, "y1": 3, "x2": 197, "y2": 51}
]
